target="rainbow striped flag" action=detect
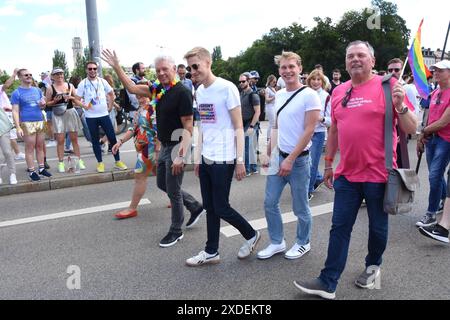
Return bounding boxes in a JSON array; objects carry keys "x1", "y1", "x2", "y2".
[{"x1": 407, "y1": 19, "x2": 430, "y2": 99}]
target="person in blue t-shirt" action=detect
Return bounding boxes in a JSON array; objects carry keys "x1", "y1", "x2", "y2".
[{"x1": 11, "y1": 69, "x2": 52, "y2": 181}]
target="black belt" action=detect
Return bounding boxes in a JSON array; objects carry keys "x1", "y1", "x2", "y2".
[
  {"x1": 279, "y1": 150, "x2": 309, "y2": 158},
  {"x1": 160, "y1": 141, "x2": 179, "y2": 147}
]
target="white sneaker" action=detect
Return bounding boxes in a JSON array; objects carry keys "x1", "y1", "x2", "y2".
[
  {"x1": 186, "y1": 251, "x2": 220, "y2": 267},
  {"x1": 257, "y1": 240, "x2": 286, "y2": 260},
  {"x1": 9, "y1": 174, "x2": 17, "y2": 185},
  {"x1": 238, "y1": 230, "x2": 261, "y2": 259},
  {"x1": 14, "y1": 152, "x2": 25, "y2": 161},
  {"x1": 285, "y1": 242, "x2": 311, "y2": 260}
]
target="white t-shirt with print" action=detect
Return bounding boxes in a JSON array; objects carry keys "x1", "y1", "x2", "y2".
[
  {"x1": 276, "y1": 86, "x2": 322, "y2": 154},
  {"x1": 76, "y1": 78, "x2": 113, "y2": 118},
  {"x1": 196, "y1": 77, "x2": 241, "y2": 162}
]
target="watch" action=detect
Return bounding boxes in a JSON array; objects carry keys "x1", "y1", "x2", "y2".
[
  {"x1": 396, "y1": 105, "x2": 409, "y2": 114},
  {"x1": 237, "y1": 157, "x2": 244, "y2": 162}
]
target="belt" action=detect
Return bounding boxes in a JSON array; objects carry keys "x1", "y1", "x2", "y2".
[
  {"x1": 160, "y1": 141, "x2": 179, "y2": 147},
  {"x1": 279, "y1": 150, "x2": 309, "y2": 158}
]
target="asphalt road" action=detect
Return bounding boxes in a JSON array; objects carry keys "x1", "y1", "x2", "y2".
[{"x1": 0, "y1": 148, "x2": 449, "y2": 301}]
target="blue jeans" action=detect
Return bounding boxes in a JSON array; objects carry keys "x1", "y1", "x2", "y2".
[
  {"x1": 244, "y1": 122, "x2": 259, "y2": 174},
  {"x1": 309, "y1": 131, "x2": 326, "y2": 193},
  {"x1": 264, "y1": 154, "x2": 311, "y2": 245},
  {"x1": 199, "y1": 159, "x2": 256, "y2": 254},
  {"x1": 425, "y1": 135, "x2": 450, "y2": 213},
  {"x1": 86, "y1": 116, "x2": 120, "y2": 163},
  {"x1": 319, "y1": 176, "x2": 388, "y2": 292}
]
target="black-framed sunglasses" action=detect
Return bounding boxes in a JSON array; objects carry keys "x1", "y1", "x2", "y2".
[
  {"x1": 186, "y1": 64, "x2": 200, "y2": 72},
  {"x1": 88, "y1": 67, "x2": 98, "y2": 71},
  {"x1": 388, "y1": 68, "x2": 401, "y2": 73},
  {"x1": 436, "y1": 91, "x2": 442, "y2": 105},
  {"x1": 239, "y1": 80, "x2": 247, "y2": 83},
  {"x1": 22, "y1": 74, "x2": 33, "y2": 78},
  {"x1": 342, "y1": 87, "x2": 353, "y2": 107}
]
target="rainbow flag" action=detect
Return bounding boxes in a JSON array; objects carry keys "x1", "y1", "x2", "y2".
[{"x1": 408, "y1": 19, "x2": 430, "y2": 99}]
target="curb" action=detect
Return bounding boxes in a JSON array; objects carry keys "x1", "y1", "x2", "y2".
[{"x1": 0, "y1": 165, "x2": 194, "y2": 197}]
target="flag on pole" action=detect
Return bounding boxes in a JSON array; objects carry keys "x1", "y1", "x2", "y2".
[{"x1": 408, "y1": 19, "x2": 431, "y2": 99}]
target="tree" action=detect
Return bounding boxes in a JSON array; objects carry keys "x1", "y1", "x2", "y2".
[
  {"x1": 52, "y1": 50, "x2": 69, "y2": 79},
  {"x1": 212, "y1": 46, "x2": 223, "y2": 62}
]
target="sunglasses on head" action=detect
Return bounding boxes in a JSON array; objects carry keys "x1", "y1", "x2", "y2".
[
  {"x1": 88, "y1": 67, "x2": 98, "y2": 71},
  {"x1": 436, "y1": 91, "x2": 442, "y2": 105},
  {"x1": 341, "y1": 87, "x2": 353, "y2": 107},
  {"x1": 186, "y1": 64, "x2": 200, "y2": 72},
  {"x1": 388, "y1": 68, "x2": 401, "y2": 73}
]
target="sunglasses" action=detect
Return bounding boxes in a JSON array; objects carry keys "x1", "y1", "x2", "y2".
[
  {"x1": 436, "y1": 91, "x2": 442, "y2": 105},
  {"x1": 341, "y1": 87, "x2": 353, "y2": 107},
  {"x1": 239, "y1": 80, "x2": 247, "y2": 83},
  {"x1": 22, "y1": 74, "x2": 33, "y2": 78},
  {"x1": 88, "y1": 68, "x2": 98, "y2": 71},
  {"x1": 388, "y1": 68, "x2": 401, "y2": 73},
  {"x1": 186, "y1": 64, "x2": 200, "y2": 72}
]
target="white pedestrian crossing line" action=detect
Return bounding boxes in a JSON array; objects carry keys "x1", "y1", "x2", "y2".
[
  {"x1": 0, "y1": 199, "x2": 151, "y2": 229},
  {"x1": 220, "y1": 202, "x2": 334, "y2": 238}
]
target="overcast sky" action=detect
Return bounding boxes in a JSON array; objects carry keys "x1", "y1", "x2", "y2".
[{"x1": 0, "y1": 0, "x2": 448, "y2": 76}]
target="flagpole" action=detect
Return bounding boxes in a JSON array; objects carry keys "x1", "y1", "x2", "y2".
[{"x1": 441, "y1": 21, "x2": 450, "y2": 61}]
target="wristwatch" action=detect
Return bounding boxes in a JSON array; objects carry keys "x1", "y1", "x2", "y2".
[
  {"x1": 237, "y1": 157, "x2": 244, "y2": 163},
  {"x1": 396, "y1": 104, "x2": 409, "y2": 114}
]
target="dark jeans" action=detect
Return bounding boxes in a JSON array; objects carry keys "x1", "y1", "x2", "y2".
[
  {"x1": 199, "y1": 159, "x2": 255, "y2": 254},
  {"x1": 86, "y1": 115, "x2": 119, "y2": 162},
  {"x1": 157, "y1": 145, "x2": 202, "y2": 234},
  {"x1": 244, "y1": 122, "x2": 259, "y2": 174},
  {"x1": 319, "y1": 176, "x2": 388, "y2": 292},
  {"x1": 425, "y1": 135, "x2": 450, "y2": 213}
]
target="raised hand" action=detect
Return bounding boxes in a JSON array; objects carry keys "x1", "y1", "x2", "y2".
[{"x1": 101, "y1": 49, "x2": 120, "y2": 69}]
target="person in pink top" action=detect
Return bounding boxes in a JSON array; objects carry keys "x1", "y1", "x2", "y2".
[
  {"x1": 294, "y1": 41, "x2": 417, "y2": 300},
  {"x1": 416, "y1": 60, "x2": 450, "y2": 229}
]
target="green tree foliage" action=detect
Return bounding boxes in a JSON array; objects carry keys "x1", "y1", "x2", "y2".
[
  {"x1": 52, "y1": 50, "x2": 69, "y2": 79},
  {"x1": 213, "y1": 0, "x2": 409, "y2": 85},
  {"x1": 212, "y1": 46, "x2": 223, "y2": 62},
  {"x1": 71, "y1": 47, "x2": 91, "y2": 79}
]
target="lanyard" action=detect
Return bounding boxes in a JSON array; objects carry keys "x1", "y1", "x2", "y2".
[{"x1": 87, "y1": 78, "x2": 100, "y2": 98}]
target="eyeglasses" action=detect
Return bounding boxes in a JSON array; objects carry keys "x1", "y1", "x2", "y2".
[
  {"x1": 22, "y1": 74, "x2": 33, "y2": 78},
  {"x1": 88, "y1": 68, "x2": 98, "y2": 71},
  {"x1": 186, "y1": 64, "x2": 200, "y2": 72},
  {"x1": 239, "y1": 80, "x2": 247, "y2": 83},
  {"x1": 388, "y1": 68, "x2": 401, "y2": 73},
  {"x1": 341, "y1": 87, "x2": 353, "y2": 107},
  {"x1": 436, "y1": 91, "x2": 442, "y2": 105}
]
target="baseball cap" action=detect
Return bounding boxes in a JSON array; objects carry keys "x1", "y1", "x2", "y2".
[
  {"x1": 430, "y1": 60, "x2": 450, "y2": 71},
  {"x1": 51, "y1": 68, "x2": 65, "y2": 75},
  {"x1": 40, "y1": 71, "x2": 49, "y2": 76},
  {"x1": 249, "y1": 71, "x2": 260, "y2": 79}
]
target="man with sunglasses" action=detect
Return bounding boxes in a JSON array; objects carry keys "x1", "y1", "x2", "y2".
[
  {"x1": 416, "y1": 60, "x2": 450, "y2": 229},
  {"x1": 76, "y1": 61, "x2": 127, "y2": 173},
  {"x1": 387, "y1": 58, "x2": 403, "y2": 81},
  {"x1": 294, "y1": 41, "x2": 417, "y2": 299}
]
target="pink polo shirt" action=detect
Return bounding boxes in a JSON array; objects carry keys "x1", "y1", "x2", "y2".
[
  {"x1": 428, "y1": 87, "x2": 450, "y2": 142},
  {"x1": 331, "y1": 76, "x2": 413, "y2": 183}
]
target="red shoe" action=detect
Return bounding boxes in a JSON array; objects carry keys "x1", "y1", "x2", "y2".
[{"x1": 115, "y1": 209, "x2": 138, "y2": 220}]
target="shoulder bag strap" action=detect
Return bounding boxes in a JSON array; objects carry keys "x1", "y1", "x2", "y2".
[
  {"x1": 383, "y1": 75, "x2": 394, "y2": 170},
  {"x1": 276, "y1": 86, "x2": 307, "y2": 119}
]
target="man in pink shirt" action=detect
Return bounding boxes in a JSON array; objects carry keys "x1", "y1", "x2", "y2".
[
  {"x1": 416, "y1": 60, "x2": 450, "y2": 229},
  {"x1": 294, "y1": 41, "x2": 417, "y2": 299}
]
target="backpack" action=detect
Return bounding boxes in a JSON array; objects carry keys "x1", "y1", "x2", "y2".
[{"x1": 119, "y1": 88, "x2": 133, "y2": 112}]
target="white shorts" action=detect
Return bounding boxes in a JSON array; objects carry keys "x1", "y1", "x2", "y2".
[{"x1": 5, "y1": 111, "x2": 17, "y2": 140}]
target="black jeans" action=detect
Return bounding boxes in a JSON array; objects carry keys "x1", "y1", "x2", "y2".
[{"x1": 199, "y1": 158, "x2": 255, "y2": 254}]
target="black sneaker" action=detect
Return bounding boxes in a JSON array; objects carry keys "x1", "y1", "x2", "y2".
[
  {"x1": 29, "y1": 171, "x2": 41, "y2": 182},
  {"x1": 39, "y1": 168, "x2": 52, "y2": 178},
  {"x1": 416, "y1": 213, "x2": 437, "y2": 228},
  {"x1": 313, "y1": 179, "x2": 324, "y2": 192},
  {"x1": 159, "y1": 232, "x2": 184, "y2": 248},
  {"x1": 419, "y1": 224, "x2": 449, "y2": 244},
  {"x1": 186, "y1": 209, "x2": 206, "y2": 229},
  {"x1": 293, "y1": 278, "x2": 336, "y2": 300}
]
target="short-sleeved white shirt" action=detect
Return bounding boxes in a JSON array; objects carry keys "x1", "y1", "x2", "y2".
[
  {"x1": 76, "y1": 78, "x2": 113, "y2": 118},
  {"x1": 0, "y1": 85, "x2": 12, "y2": 111},
  {"x1": 276, "y1": 87, "x2": 322, "y2": 154},
  {"x1": 196, "y1": 77, "x2": 241, "y2": 162}
]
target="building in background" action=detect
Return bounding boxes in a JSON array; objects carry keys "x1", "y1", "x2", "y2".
[{"x1": 72, "y1": 37, "x2": 83, "y2": 68}]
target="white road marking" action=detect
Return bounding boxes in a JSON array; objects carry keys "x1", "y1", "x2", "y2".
[
  {"x1": 0, "y1": 199, "x2": 151, "y2": 229},
  {"x1": 220, "y1": 202, "x2": 334, "y2": 237}
]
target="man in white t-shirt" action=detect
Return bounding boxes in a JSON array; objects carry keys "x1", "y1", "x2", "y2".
[
  {"x1": 75, "y1": 61, "x2": 127, "y2": 173},
  {"x1": 183, "y1": 47, "x2": 261, "y2": 266},
  {"x1": 257, "y1": 51, "x2": 321, "y2": 261}
]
